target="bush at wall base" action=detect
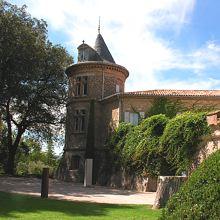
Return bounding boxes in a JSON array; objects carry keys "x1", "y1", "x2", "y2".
[{"x1": 161, "y1": 150, "x2": 220, "y2": 220}]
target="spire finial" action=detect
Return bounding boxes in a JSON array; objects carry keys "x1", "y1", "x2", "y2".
[{"x1": 98, "y1": 16, "x2": 100, "y2": 34}]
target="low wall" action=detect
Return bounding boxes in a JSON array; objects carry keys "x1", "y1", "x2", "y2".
[
  {"x1": 191, "y1": 125, "x2": 220, "y2": 172},
  {"x1": 153, "y1": 176, "x2": 187, "y2": 209},
  {"x1": 107, "y1": 170, "x2": 158, "y2": 192}
]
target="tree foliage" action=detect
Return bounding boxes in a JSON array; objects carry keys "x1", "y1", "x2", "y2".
[
  {"x1": 16, "y1": 137, "x2": 59, "y2": 177},
  {"x1": 0, "y1": 1, "x2": 73, "y2": 174},
  {"x1": 161, "y1": 150, "x2": 220, "y2": 220}
]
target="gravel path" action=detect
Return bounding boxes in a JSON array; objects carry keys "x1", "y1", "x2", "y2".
[{"x1": 0, "y1": 176, "x2": 156, "y2": 205}]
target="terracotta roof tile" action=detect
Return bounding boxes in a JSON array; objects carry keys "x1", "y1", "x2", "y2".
[{"x1": 124, "y1": 90, "x2": 220, "y2": 97}]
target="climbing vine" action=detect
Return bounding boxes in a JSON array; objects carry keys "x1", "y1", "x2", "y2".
[
  {"x1": 104, "y1": 111, "x2": 210, "y2": 177},
  {"x1": 160, "y1": 112, "x2": 210, "y2": 174}
]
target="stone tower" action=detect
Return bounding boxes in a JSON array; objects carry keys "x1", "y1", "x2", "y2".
[{"x1": 57, "y1": 31, "x2": 129, "y2": 182}]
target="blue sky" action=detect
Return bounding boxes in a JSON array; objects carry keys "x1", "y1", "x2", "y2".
[{"x1": 11, "y1": 0, "x2": 220, "y2": 91}]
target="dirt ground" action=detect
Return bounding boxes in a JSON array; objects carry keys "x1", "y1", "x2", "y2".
[{"x1": 0, "y1": 176, "x2": 156, "y2": 205}]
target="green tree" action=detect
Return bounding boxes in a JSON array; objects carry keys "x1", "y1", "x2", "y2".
[
  {"x1": 45, "y1": 137, "x2": 58, "y2": 168},
  {"x1": 0, "y1": 1, "x2": 73, "y2": 174},
  {"x1": 16, "y1": 137, "x2": 59, "y2": 177}
]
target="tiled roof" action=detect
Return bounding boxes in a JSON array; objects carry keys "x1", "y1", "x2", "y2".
[
  {"x1": 94, "y1": 34, "x2": 115, "y2": 63},
  {"x1": 124, "y1": 90, "x2": 220, "y2": 97}
]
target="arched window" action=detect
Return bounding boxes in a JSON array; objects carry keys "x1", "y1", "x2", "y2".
[{"x1": 71, "y1": 155, "x2": 81, "y2": 170}]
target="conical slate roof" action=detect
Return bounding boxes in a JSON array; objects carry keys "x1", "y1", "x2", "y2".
[{"x1": 94, "y1": 34, "x2": 115, "y2": 63}]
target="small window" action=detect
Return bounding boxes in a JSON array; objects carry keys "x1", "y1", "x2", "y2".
[
  {"x1": 116, "y1": 84, "x2": 120, "y2": 93},
  {"x1": 124, "y1": 112, "x2": 142, "y2": 125},
  {"x1": 80, "y1": 109, "x2": 86, "y2": 131},
  {"x1": 71, "y1": 155, "x2": 80, "y2": 170},
  {"x1": 76, "y1": 77, "x2": 81, "y2": 96},
  {"x1": 129, "y1": 113, "x2": 139, "y2": 125},
  {"x1": 75, "y1": 76, "x2": 88, "y2": 96},
  {"x1": 82, "y1": 76, "x2": 88, "y2": 95},
  {"x1": 74, "y1": 109, "x2": 86, "y2": 132},
  {"x1": 74, "y1": 117, "x2": 79, "y2": 131}
]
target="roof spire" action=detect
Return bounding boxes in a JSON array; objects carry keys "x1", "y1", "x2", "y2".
[{"x1": 98, "y1": 16, "x2": 100, "y2": 34}]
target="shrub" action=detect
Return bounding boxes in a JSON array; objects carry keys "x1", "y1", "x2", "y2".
[
  {"x1": 161, "y1": 150, "x2": 220, "y2": 220},
  {"x1": 160, "y1": 112, "x2": 210, "y2": 174},
  {"x1": 16, "y1": 162, "x2": 29, "y2": 175}
]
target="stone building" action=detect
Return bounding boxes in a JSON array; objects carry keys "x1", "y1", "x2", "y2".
[{"x1": 57, "y1": 30, "x2": 220, "y2": 183}]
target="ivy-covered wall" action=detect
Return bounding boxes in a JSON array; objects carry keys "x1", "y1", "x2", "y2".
[{"x1": 101, "y1": 112, "x2": 210, "y2": 181}]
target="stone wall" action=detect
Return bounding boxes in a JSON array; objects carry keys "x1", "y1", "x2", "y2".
[
  {"x1": 191, "y1": 111, "x2": 220, "y2": 172},
  {"x1": 121, "y1": 96, "x2": 220, "y2": 118},
  {"x1": 106, "y1": 170, "x2": 158, "y2": 192}
]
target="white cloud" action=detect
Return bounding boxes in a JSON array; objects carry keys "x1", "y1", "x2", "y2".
[{"x1": 12, "y1": 0, "x2": 220, "y2": 90}]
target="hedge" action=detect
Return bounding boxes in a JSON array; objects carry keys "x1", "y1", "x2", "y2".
[{"x1": 161, "y1": 150, "x2": 220, "y2": 220}]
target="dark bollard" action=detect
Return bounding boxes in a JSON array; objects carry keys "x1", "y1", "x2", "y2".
[{"x1": 41, "y1": 167, "x2": 49, "y2": 198}]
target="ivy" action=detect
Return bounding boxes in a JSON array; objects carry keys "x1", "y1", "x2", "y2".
[
  {"x1": 104, "y1": 123, "x2": 133, "y2": 173},
  {"x1": 122, "y1": 114, "x2": 171, "y2": 176},
  {"x1": 160, "y1": 112, "x2": 210, "y2": 174},
  {"x1": 104, "y1": 112, "x2": 210, "y2": 178}
]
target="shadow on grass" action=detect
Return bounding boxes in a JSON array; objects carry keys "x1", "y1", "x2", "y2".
[{"x1": 0, "y1": 192, "x2": 160, "y2": 219}]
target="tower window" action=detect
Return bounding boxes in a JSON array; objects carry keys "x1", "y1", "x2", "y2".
[
  {"x1": 116, "y1": 84, "x2": 120, "y2": 93},
  {"x1": 74, "y1": 109, "x2": 86, "y2": 132},
  {"x1": 76, "y1": 77, "x2": 81, "y2": 96},
  {"x1": 71, "y1": 155, "x2": 80, "y2": 170},
  {"x1": 82, "y1": 76, "x2": 88, "y2": 95},
  {"x1": 75, "y1": 76, "x2": 88, "y2": 96}
]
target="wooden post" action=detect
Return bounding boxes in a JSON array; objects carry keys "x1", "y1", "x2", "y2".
[{"x1": 41, "y1": 167, "x2": 49, "y2": 198}]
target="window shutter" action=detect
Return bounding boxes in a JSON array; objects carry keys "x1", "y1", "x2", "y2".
[
  {"x1": 133, "y1": 113, "x2": 139, "y2": 125},
  {"x1": 124, "y1": 112, "x2": 129, "y2": 123}
]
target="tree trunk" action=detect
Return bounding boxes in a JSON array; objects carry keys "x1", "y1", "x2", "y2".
[
  {"x1": 4, "y1": 98, "x2": 26, "y2": 174},
  {"x1": 5, "y1": 146, "x2": 16, "y2": 175},
  {"x1": 5, "y1": 129, "x2": 24, "y2": 175},
  {"x1": 153, "y1": 176, "x2": 187, "y2": 209}
]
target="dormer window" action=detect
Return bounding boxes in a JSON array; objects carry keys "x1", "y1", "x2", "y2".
[{"x1": 75, "y1": 76, "x2": 88, "y2": 96}]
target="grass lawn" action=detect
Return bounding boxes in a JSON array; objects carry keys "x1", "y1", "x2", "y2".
[{"x1": 0, "y1": 191, "x2": 161, "y2": 220}]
